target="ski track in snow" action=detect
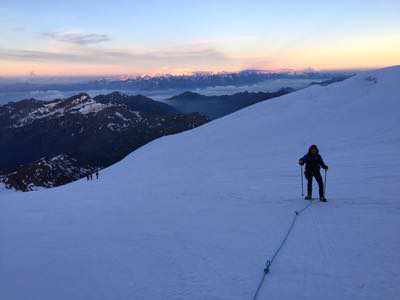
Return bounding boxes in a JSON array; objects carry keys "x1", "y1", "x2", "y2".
[{"x1": 1, "y1": 66, "x2": 400, "y2": 299}]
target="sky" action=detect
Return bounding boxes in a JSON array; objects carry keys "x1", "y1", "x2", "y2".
[{"x1": 0, "y1": 0, "x2": 399, "y2": 76}]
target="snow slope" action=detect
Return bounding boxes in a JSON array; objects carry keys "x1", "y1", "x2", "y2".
[{"x1": 1, "y1": 66, "x2": 399, "y2": 300}]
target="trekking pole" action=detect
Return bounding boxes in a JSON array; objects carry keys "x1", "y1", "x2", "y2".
[
  {"x1": 324, "y1": 169, "x2": 327, "y2": 196},
  {"x1": 300, "y1": 165, "x2": 304, "y2": 197}
]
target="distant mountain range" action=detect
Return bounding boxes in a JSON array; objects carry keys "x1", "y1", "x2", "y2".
[
  {"x1": 166, "y1": 88, "x2": 294, "y2": 119},
  {"x1": 0, "y1": 70, "x2": 352, "y2": 93},
  {"x1": 0, "y1": 92, "x2": 207, "y2": 191}
]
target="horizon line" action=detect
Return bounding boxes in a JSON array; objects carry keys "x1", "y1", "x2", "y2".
[{"x1": 0, "y1": 66, "x2": 378, "y2": 79}]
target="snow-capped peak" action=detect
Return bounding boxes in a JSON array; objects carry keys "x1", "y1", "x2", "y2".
[{"x1": 10, "y1": 94, "x2": 110, "y2": 127}]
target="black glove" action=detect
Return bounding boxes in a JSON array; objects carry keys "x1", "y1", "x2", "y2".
[
  {"x1": 299, "y1": 160, "x2": 305, "y2": 166},
  {"x1": 323, "y1": 165, "x2": 329, "y2": 170}
]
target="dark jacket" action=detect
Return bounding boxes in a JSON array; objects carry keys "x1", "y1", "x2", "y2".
[{"x1": 299, "y1": 145, "x2": 328, "y2": 174}]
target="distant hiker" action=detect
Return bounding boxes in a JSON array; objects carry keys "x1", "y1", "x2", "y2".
[
  {"x1": 89, "y1": 172, "x2": 93, "y2": 180},
  {"x1": 95, "y1": 169, "x2": 99, "y2": 180},
  {"x1": 299, "y1": 145, "x2": 329, "y2": 202}
]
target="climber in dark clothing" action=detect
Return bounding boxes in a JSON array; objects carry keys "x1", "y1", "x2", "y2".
[{"x1": 299, "y1": 145, "x2": 329, "y2": 202}]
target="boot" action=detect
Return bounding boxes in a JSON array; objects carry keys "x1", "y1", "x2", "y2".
[
  {"x1": 305, "y1": 195, "x2": 312, "y2": 200},
  {"x1": 320, "y1": 196, "x2": 327, "y2": 202}
]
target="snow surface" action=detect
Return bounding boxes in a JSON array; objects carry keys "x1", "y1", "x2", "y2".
[
  {"x1": 0, "y1": 182, "x2": 13, "y2": 194},
  {"x1": 74, "y1": 100, "x2": 108, "y2": 115},
  {"x1": 1, "y1": 66, "x2": 400, "y2": 299}
]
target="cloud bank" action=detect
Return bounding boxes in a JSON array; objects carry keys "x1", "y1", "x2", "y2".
[
  {"x1": 0, "y1": 47, "x2": 231, "y2": 69},
  {"x1": 42, "y1": 31, "x2": 111, "y2": 45}
]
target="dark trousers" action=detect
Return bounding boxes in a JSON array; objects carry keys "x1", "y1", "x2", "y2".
[{"x1": 305, "y1": 170, "x2": 324, "y2": 198}]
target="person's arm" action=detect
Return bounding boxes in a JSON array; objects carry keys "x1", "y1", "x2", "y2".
[
  {"x1": 299, "y1": 154, "x2": 308, "y2": 165},
  {"x1": 319, "y1": 155, "x2": 329, "y2": 170}
]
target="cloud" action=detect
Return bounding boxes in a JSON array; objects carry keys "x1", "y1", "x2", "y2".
[
  {"x1": 0, "y1": 47, "x2": 231, "y2": 69},
  {"x1": 42, "y1": 31, "x2": 111, "y2": 45},
  {"x1": 0, "y1": 48, "x2": 85, "y2": 63}
]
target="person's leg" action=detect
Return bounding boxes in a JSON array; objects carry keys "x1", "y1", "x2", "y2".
[
  {"x1": 305, "y1": 171, "x2": 313, "y2": 199},
  {"x1": 315, "y1": 171, "x2": 325, "y2": 199}
]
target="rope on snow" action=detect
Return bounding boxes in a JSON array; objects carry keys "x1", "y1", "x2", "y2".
[{"x1": 252, "y1": 200, "x2": 314, "y2": 300}]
